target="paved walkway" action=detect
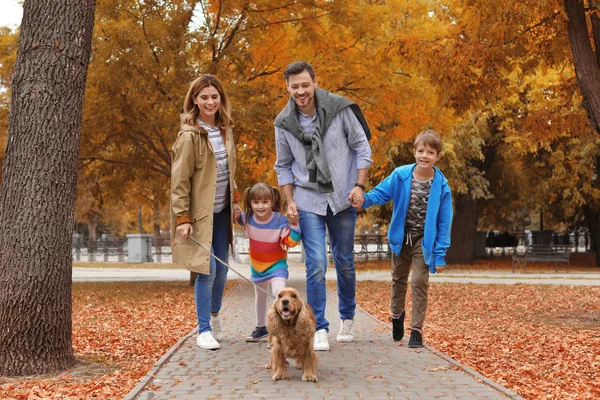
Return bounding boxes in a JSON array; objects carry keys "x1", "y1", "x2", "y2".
[
  {"x1": 74, "y1": 262, "x2": 600, "y2": 286},
  {"x1": 123, "y1": 275, "x2": 524, "y2": 400}
]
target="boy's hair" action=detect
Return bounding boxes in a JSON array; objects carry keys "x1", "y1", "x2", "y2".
[
  {"x1": 414, "y1": 129, "x2": 443, "y2": 153},
  {"x1": 241, "y1": 183, "x2": 283, "y2": 226},
  {"x1": 283, "y1": 60, "x2": 316, "y2": 82}
]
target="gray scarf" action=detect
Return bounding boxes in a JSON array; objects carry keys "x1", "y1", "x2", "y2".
[{"x1": 274, "y1": 88, "x2": 371, "y2": 193}]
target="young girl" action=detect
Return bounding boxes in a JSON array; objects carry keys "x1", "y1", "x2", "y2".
[{"x1": 236, "y1": 182, "x2": 301, "y2": 341}]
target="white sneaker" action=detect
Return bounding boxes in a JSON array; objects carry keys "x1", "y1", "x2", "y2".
[
  {"x1": 336, "y1": 319, "x2": 354, "y2": 342},
  {"x1": 210, "y1": 315, "x2": 224, "y2": 341},
  {"x1": 197, "y1": 331, "x2": 220, "y2": 350},
  {"x1": 313, "y1": 329, "x2": 330, "y2": 351}
]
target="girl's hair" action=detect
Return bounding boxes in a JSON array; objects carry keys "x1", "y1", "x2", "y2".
[
  {"x1": 242, "y1": 183, "x2": 283, "y2": 225},
  {"x1": 180, "y1": 74, "x2": 234, "y2": 128}
]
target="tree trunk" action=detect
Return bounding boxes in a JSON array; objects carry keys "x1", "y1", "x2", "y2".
[
  {"x1": 583, "y1": 205, "x2": 600, "y2": 267},
  {"x1": 446, "y1": 194, "x2": 479, "y2": 265},
  {"x1": 152, "y1": 199, "x2": 161, "y2": 238},
  {"x1": 87, "y1": 213, "x2": 98, "y2": 241},
  {"x1": 0, "y1": 0, "x2": 96, "y2": 376},
  {"x1": 564, "y1": 0, "x2": 600, "y2": 132}
]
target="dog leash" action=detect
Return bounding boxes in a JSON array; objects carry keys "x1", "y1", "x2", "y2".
[{"x1": 187, "y1": 235, "x2": 275, "y2": 299}]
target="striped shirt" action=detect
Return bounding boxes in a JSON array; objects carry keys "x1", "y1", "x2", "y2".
[
  {"x1": 238, "y1": 211, "x2": 301, "y2": 283},
  {"x1": 274, "y1": 107, "x2": 372, "y2": 216},
  {"x1": 405, "y1": 173, "x2": 433, "y2": 234},
  {"x1": 199, "y1": 120, "x2": 229, "y2": 213}
]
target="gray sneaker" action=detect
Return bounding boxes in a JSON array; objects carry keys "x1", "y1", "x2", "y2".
[
  {"x1": 336, "y1": 319, "x2": 354, "y2": 342},
  {"x1": 210, "y1": 315, "x2": 224, "y2": 341},
  {"x1": 313, "y1": 329, "x2": 330, "y2": 351}
]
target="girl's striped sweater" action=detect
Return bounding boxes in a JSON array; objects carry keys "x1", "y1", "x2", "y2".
[{"x1": 238, "y1": 212, "x2": 301, "y2": 283}]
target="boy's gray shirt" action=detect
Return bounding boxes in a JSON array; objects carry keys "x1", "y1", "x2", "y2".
[{"x1": 274, "y1": 107, "x2": 372, "y2": 216}]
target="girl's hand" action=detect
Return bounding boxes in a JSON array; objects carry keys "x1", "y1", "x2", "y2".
[
  {"x1": 176, "y1": 223, "x2": 193, "y2": 239},
  {"x1": 435, "y1": 265, "x2": 445, "y2": 273},
  {"x1": 287, "y1": 212, "x2": 299, "y2": 226},
  {"x1": 233, "y1": 203, "x2": 242, "y2": 221}
]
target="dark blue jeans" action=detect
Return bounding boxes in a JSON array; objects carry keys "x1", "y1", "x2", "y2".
[
  {"x1": 195, "y1": 207, "x2": 230, "y2": 334},
  {"x1": 299, "y1": 206, "x2": 357, "y2": 332}
]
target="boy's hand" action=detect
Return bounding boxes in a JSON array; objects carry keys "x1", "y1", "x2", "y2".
[
  {"x1": 435, "y1": 265, "x2": 445, "y2": 273},
  {"x1": 348, "y1": 188, "x2": 365, "y2": 209}
]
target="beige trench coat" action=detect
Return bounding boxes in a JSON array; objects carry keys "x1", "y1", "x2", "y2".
[{"x1": 170, "y1": 123, "x2": 239, "y2": 274}]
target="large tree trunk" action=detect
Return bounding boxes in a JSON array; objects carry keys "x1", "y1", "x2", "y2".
[
  {"x1": 565, "y1": 0, "x2": 600, "y2": 132},
  {"x1": 564, "y1": 1, "x2": 600, "y2": 266},
  {"x1": 0, "y1": 0, "x2": 96, "y2": 376},
  {"x1": 446, "y1": 194, "x2": 479, "y2": 265}
]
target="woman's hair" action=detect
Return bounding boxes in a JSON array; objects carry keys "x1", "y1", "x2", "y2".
[
  {"x1": 242, "y1": 183, "x2": 283, "y2": 226},
  {"x1": 180, "y1": 74, "x2": 233, "y2": 128}
]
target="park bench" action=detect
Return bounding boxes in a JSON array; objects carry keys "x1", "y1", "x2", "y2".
[{"x1": 511, "y1": 244, "x2": 571, "y2": 273}]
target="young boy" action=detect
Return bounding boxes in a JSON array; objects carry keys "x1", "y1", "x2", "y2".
[{"x1": 351, "y1": 130, "x2": 452, "y2": 347}]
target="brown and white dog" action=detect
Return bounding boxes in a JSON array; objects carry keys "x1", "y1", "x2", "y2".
[{"x1": 266, "y1": 287, "x2": 318, "y2": 382}]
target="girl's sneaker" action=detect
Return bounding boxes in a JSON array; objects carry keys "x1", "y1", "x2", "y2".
[{"x1": 245, "y1": 326, "x2": 268, "y2": 342}]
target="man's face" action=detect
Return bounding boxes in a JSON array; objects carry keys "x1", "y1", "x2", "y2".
[{"x1": 286, "y1": 70, "x2": 317, "y2": 114}]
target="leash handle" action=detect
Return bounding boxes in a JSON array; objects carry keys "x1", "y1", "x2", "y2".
[{"x1": 187, "y1": 235, "x2": 275, "y2": 299}]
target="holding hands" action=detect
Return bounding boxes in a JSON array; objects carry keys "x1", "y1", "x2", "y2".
[
  {"x1": 348, "y1": 186, "x2": 365, "y2": 209},
  {"x1": 286, "y1": 201, "x2": 299, "y2": 226}
]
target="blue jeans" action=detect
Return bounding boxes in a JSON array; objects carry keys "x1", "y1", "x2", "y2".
[
  {"x1": 299, "y1": 206, "x2": 357, "y2": 332},
  {"x1": 195, "y1": 207, "x2": 230, "y2": 334}
]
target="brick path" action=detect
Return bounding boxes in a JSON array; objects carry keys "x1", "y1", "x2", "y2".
[{"x1": 123, "y1": 277, "x2": 522, "y2": 400}]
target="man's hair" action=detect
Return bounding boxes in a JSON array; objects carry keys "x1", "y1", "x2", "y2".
[
  {"x1": 414, "y1": 130, "x2": 443, "y2": 153},
  {"x1": 283, "y1": 60, "x2": 316, "y2": 82}
]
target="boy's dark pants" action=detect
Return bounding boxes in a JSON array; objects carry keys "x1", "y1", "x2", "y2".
[{"x1": 391, "y1": 233, "x2": 429, "y2": 330}]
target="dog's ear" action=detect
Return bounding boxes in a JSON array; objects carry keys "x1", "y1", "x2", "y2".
[
  {"x1": 267, "y1": 301, "x2": 281, "y2": 334},
  {"x1": 295, "y1": 299, "x2": 316, "y2": 336}
]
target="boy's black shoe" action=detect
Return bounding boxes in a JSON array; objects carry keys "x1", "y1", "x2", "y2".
[
  {"x1": 408, "y1": 329, "x2": 424, "y2": 348},
  {"x1": 392, "y1": 311, "x2": 405, "y2": 341},
  {"x1": 245, "y1": 326, "x2": 268, "y2": 342}
]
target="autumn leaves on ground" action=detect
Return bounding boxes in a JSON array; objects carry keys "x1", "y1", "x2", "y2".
[{"x1": 1, "y1": 264, "x2": 599, "y2": 399}]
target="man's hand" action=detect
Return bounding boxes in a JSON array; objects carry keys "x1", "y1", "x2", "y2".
[
  {"x1": 176, "y1": 223, "x2": 193, "y2": 239},
  {"x1": 348, "y1": 187, "x2": 365, "y2": 209},
  {"x1": 286, "y1": 201, "x2": 299, "y2": 225},
  {"x1": 435, "y1": 265, "x2": 445, "y2": 273}
]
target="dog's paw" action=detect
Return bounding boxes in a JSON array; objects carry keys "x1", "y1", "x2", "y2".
[
  {"x1": 302, "y1": 373, "x2": 318, "y2": 382},
  {"x1": 265, "y1": 361, "x2": 272, "y2": 369},
  {"x1": 272, "y1": 371, "x2": 291, "y2": 381}
]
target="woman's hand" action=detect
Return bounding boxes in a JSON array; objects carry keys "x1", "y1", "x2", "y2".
[{"x1": 176, "y1": 223, "x2": 193, "y2": 239}]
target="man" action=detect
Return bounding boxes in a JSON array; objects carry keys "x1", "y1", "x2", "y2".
[{"x1": 274, "y1": 60, "x2": 372, "y2": 351}]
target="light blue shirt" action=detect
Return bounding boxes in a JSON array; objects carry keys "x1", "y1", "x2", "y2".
[{"x1": 274, "y1": 107, "x2": 372, "y2": 216}]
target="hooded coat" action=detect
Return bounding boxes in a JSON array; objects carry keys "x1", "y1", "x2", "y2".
[{"x1": 170, "y1": 123, "x2": 239, "y2": 274}]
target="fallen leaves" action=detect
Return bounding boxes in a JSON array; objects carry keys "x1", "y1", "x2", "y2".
[
  {"x1": 0, "y1": 281, "x2": 233, "y2": 400},
  {"x1": 354, "y1": 280, "x2": 600, "y2": 399}
]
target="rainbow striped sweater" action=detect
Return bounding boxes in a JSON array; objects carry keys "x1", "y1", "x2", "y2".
[{"x1": 238, "y1": 212, "x2": 301, "y2": 283}]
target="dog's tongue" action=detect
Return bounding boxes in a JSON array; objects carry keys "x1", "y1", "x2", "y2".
[{"x1": 282, "y1": 310, "x2": 291, "y2": 317}]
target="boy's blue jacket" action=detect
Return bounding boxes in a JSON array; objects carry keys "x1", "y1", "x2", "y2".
[{"x1": 363, "y1": 163, "x2": 453, "y2": 273}]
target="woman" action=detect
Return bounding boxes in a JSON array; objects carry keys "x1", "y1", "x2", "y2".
[{"x1": 171, "y1": 74, "x2": 242, "y2": 350}]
